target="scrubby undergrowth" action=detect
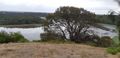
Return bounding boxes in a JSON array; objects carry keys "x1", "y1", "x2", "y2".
[{"x1": 0, "y1": 31, "x2": 29, "y2": 43}]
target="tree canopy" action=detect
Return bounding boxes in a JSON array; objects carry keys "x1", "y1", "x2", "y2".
[{"x1": 43, "y1": 6, "x2": 101, "y2": 43}]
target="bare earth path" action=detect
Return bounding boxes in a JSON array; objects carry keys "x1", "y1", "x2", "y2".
[{"x1": 0, "y1": 43, "x2": 118, "y2": 58}]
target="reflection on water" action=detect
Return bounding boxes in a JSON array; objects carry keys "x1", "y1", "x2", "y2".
[{"x1": 0, "y1": 27, "x2": 44, "y2": 41}]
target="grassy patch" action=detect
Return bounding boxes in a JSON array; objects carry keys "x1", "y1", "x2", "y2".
[{"x1": 107, "y1": 47, "x2": 119, "y2": 55}]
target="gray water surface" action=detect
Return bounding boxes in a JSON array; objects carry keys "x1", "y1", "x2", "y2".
[
  {"x1": 0, "y1": 24, "x2": 118, "y2": 41},
  {"x1": 0, "y1": 27, "x2": 44, "y2": 41}
]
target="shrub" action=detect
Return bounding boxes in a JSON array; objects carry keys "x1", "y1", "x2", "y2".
[
  {"x1": 107, "y1": 47, "x2": 118, "y2": 55},
  {"x1": 0, "y1": 31, "x2": 11, "y2": 43},
  {"x1": 112, "y1": 36, "x2": 119, "y2": 46},
  {"x1": 10, "y1": 32, "x2": 29, "y2": 42},
  {"x1": 97, "y1": 36, "x2": 113, "y2": 47},
  {"x1": 32, "y1": 40, "x2": 41, "y2": 42},
  {"x1": 40, "y1": 32, "x2": 75, "y2": 43},
  {"x1": 71, "y1": 34, "x2": 101, "y2": 44},
  {"x1": 40, "y1": 32, "x2": 65, "y2": 42},
  {"x1": 83, "y1": 36, "x2": 113, "y2": 47},
  {"x1": 0, "y1": 31, "x2": 29, "y2": 43},
  {"x1": 81, "y1": 35, "x2": 101, "y2": 46},
  {"x1": 87, "y1": 35, "x2": 101, "y2": 43},
  {"x1": 107, "y1": 42, "x2": 120, "y2": 55}
]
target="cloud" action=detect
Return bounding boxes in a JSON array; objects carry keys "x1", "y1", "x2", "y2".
[{"x1": 0, "y1": 0, "x2": 119, "y2": 14}]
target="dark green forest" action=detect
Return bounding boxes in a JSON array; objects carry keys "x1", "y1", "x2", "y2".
[
  {"x1": 96, "y1": 15, "x2": 119, "y2": 25},
  {"x1": 0, "y1": 11, "x2": 48, "y2": 25},
  {"x1": 0, "y1": 11, "x2": 119, "y2": 25}
]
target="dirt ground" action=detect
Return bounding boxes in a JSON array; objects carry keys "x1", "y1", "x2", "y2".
[{"x1": 0, "y1": 43, "x2": 118, "y2": 58}]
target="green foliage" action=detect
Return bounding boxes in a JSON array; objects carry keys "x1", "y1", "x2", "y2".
[
  {"x1": 0, "y1": 12, "x2": 47, "y2": 25},
  {"x1": 96, "y1": 15, "x2": 113, "y2": 24},
  {"x1": 97, "y1": 36, "x2": 113, "y2": 47},
  {"x1": 40, "y1": 32, "x2": 65, "y2": 42},
  {"x1": 112, "y1": 36, "x2": 119, "y2": 45},
  {"x1": 45, "y1": 6, "x2": 100, "y2": 43},
  {"x1": 0, "y1": 31, "x2": 29, "y2": 43},
  {"x1": 0, "y1": 16, "x2": 43, "y2": 25},
  {"x1": 107, "y1": 46, "x2": 120, "y2": 55},
  {"x1": 32, "y1": 40, "x2": 41, "y2": 42},
  {"x1": 117, "y1": 26, "x2": 120, "y2": 42},
  {"x1": 106, "y1": 36, "x2": 120, "y2": 55},
  {"x1": 107, "y1": 47, "x2": 119, "y2": 55},
  {"x1": 40, "y1": 32, "x2": 74, "y2": 44},
  {"x1": 40, "y1": 31, "x2": 114, "y2": 47},
  {"x1": 79, "y1": 36, "x2": 113, "y2": 47},
  {"x1": 96, "y1": 14, "x2": 119, "y2": 25},
  {"x1": 10, "y1": 32, "x2": 29, "y2": 42},
  {"x1": 0, "y1": 31, "x2": 11, "y2": 43},
  {"x1": 80, "y1": 36, "x2": 113, "y2": 47}
]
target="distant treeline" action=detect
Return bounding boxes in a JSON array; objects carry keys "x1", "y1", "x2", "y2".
[
  {"x1": 0, "y1": 11, "x2": 118, "y2": 25},
  {"x1": 0, "y1": 11, "x2": 47, "y2": 17},
  {"x1": 0, "y1": 11, "x2": 48, "y2": 25},
  {"x1": 96, "y1": 15, "x2": 119, "y2": 25}
]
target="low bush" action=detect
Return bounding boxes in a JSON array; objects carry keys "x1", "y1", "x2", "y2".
[
  {"x1": 80, "y1": 35, "x2": 101, "y2": 46},
  {"x1": 97, "y1": 36, "x2": 113, "y2": 47},
  {"x1": 10, "y1": 32, "x2": 29, "y2": 42},
  {"x1": 112, "y1": 36, "x2": 119, "y2": 46},
  {"x1": 40, "y1": 32, "x2": 66, "y2": 42},
  {"x1": 0, "y1": 31, "x2": 11, "y2": 43},
  {"x1": 0, "y1": 31, "x2": 29, "y2": 43},
  {"x1": 32, "y1": 40, "x2": 41, "y2": 42},
  {"x1": 40, "y1": 32, "x2": 114, "y2": 47},
  {"x1": 40, "y1": 32, "x2": 74, "y2": 44},
  {"x1": 83, "y1": 36, "x2": 113, "y2": 47},
  {"x1": 107, "y1": 46, "x2": 120, "y2": 55},
  {"x1": 106, "y1": 36, "x2": 120, "y2": 55},
  {"x1": 107, "y1": 47, "x2": 118, "y2": 55}
]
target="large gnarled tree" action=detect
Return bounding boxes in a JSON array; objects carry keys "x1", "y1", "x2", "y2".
[{"x1": 43, "y1": 6, "x2": 100, "y2": 42}]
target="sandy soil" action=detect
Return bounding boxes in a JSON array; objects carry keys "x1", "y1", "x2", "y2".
[{"x1": 0, "y1": 43, "x2": 118, "y2": 58}]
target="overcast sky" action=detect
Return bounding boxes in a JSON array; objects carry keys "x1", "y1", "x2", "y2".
[{"x1": 0, "y1": 0, "x2": 119, "y2": 14}]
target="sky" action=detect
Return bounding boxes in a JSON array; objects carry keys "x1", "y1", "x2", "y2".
[{"x1": 0, "y1": 0, "x2": 119, "y2": 14}]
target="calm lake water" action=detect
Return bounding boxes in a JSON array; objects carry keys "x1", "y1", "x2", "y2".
[
  {"x1": 0, "y1": 24, "x2": 118, "y2": 41},
  {"x1": 0, "y1": 27, "x2": 44, "y2": 41}
]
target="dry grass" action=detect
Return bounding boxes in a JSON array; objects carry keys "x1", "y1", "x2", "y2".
[{"x1": 0, "y1": 43, "x2": 118, "y2": 58}]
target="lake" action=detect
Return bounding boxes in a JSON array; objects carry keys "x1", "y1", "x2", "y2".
[
  {"x1": 0, "y1": 27, "x2": 44, "y2": 41},
  {"x1": 0, "y1": 24, "x2": 118, "y2": 41}
]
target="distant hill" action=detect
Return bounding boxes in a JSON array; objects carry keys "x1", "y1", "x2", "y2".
[
  {"x1": 0, "y1": 11, "x2": 48, "y2": 17},
  {"x1": 0, "y1": 11, "x2": 48, "y2": 25},
  {"x1": 96, "y1": 15, "x2": 118, "y2": 25},
  {"x1": 0, "y1": 11, "x2": 118, "y2": 25}
]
